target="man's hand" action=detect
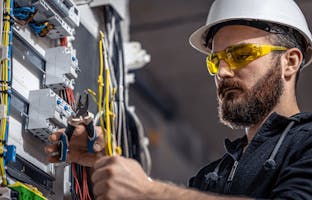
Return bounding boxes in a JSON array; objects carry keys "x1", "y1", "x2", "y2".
[
  {"x1": 44, "y1": 125, "x2": 105, "y2": 167},
  {"x1": 92, "y1": 156, "x2": 153, "y2": 200}
]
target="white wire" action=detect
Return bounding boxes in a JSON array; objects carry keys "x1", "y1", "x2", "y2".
[
  {"x1": 93, "y1": 111, "x2": 104, "y2": 127},
  {"x1": 122, "y1": 105, "x2": 129, "y2": 157},
  {"x1": 128, "y1": 109, "x2": 152, "y2": 175}
]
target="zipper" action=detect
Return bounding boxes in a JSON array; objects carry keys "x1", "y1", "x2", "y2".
[{"x1": 224, "y1": 160, "x2": 239, "y2": 193}]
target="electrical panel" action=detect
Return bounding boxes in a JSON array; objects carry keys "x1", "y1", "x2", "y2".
[
  {"x1": 27, "y1": 88, "x2": 74, "y2": 142},
  {"x1": 1, "y1": 0, "x2": 149, "y2": 199},
  {"x1": 45, "y1": 46, "x2": 79, "y2": 90}
]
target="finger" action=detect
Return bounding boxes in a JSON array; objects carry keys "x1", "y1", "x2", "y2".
[
  {"x1": 93, "y1": 129, "x2": 105, "y2": 152},
  {"x1": 72, "y1": 124, "x2": 86, "y2": 136},
  {"x1": 48, "y1": 129, "x2": 65, "y2": 142},
  {"x1": 67, "y1": 152, "x2": 97, "y2": 167},
  {"x1": 95, "y1": 126, "x2": 105, "y2": 137},
  {"x1": 48, "y1": 155, "x2": 61, "y2": 163},
  {"x1": 93, "y1": 179, "x2": 110, "y2": 198},
  {"x1": 95, "y1": 194, "x2": 107, "y2": 200},
  {"x1": 44, "y1": 144, "x2": 59, "y2": 154},
  {"x1": 91, "y1": 165, "x2": 114, "y2": 183},
  {"x1": 93, "y1": 156, "x2": 119, "y2": 170}
]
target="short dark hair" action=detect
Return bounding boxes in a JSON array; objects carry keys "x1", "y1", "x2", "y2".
[{"x1": 269, "y1": 27, "x2": 306, "y2": 88}]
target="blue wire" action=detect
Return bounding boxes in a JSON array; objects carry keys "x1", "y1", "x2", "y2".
[
  {"x1": 13, "y1": 6, "x2": 35, "y2": 20},
  {"x1": 29, "y1": 22, "x2": 47, "y2": 35},
  {"x1": 4, "y1": 0, "x2": 14, "y2": 168}
]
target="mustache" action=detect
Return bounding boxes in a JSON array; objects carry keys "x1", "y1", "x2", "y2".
[{"x1": 218, "y1": 79, "x2": 245, "y2": 98}]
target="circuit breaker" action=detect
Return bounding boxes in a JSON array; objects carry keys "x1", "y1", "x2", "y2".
[
  {"x1": 48, "y1": 0, "x2": 80, "y2": 27},
  {"x1": 45, "y1": 46, "x2": 79, "y2": 90},
  {"x1": 27, "y1": 88, "x2": 74, "y2": 142}
]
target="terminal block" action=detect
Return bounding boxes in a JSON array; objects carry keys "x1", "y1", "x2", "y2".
[
  {"x1": 27, "y1": 88, "x2": 73, "y2": 142},
  {"x1": 9, "y1": 182, "x2": 46, "y2": 200},
  {"x1": 16, "y1": 0, "x2": 74, "y2": 39},
  {"x1": 45, "y1": 46, "x2": 79, "y2": 90}
]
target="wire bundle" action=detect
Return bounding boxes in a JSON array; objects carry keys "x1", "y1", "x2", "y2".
[
  {"x1": 70, "y1": 163, "x2": 92, "y2": 200},
  {"x1": 0, "y1": 0, "x2": 14, "y2": 186},
  {"x1": 102, "y1": 5, "x2": 152, "y2": 173}
]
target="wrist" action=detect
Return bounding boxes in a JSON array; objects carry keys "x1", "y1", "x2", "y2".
[{"x1": 144, "y1": 179, "x2": 180, "y2": 200}]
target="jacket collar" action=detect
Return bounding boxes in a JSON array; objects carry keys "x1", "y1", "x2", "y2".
[
  {"x1": 257, "y1": 112, "x2": 312, "y2": 137},
  {"x1": 224, "y1": 112, "x2": 312, "y2": 154}
]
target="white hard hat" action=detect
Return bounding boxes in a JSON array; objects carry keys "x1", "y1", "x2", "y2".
[{"x1": 189, "y1": 0, "x2": 312, "y2": 68}]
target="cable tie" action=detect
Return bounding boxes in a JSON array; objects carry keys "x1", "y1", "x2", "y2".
[{"x1": 0, "y1": 80, "x2": 11, "y2": 83}]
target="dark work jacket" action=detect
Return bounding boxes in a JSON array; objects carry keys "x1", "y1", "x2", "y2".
[{"x1": 189, "y1": 112, "x2": 312, "y2": 200}]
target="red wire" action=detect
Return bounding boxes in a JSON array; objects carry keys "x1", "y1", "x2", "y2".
[
  {"x1": 66, "y1": 88, "x2": 76, "y2": 108},
  {"x1": 65, "y1": 88, "x2": 71, "y2": 106},
  {"x1": 83, "y1": 167, "x2": 92, "y2": 200},
  {"x1": 72, "y1": 164, "x2": 83, "y2": 200},
  {"x1": 70, "y1": 89, "x2": 75, "y2": 106},
  {"x1": 60, "y1": 37, "x2": 68, "y2": 47}
]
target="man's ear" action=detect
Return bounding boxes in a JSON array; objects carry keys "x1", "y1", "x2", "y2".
[{"x1": 282, "y1": 48, "x2": 303, "y2": 79}]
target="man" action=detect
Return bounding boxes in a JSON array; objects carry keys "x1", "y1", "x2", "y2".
[{"x1": 45, "y1": 0, "x2": 312, "y2": 199}]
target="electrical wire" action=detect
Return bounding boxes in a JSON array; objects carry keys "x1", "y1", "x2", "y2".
[
  {"x1": 82, "y1": 167, "x2": 91, "y2": 200},
  {"x1": 0, "y1": 0, "x2": 13, "y2": 186},
  {"x1": 72, "y1": 164, "x2": 83, "y2": 200}
]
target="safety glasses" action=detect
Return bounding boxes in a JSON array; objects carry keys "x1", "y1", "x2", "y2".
[{"x1": 206, "y1": 44, "x2": 288, "y2": 75}]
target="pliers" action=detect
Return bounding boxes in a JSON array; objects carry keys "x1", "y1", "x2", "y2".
[{"x1": 59, "y1": 91, "x2": 97, "y2": 162}]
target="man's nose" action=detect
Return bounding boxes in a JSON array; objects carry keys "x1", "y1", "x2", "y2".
[{"x1": 216, "y1": 60, "x2": 235, "y2": 80}]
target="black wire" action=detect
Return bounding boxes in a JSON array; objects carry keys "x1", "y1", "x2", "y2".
[
  {"x1": 87, "y1": 167, "x2": 94, "y2": 200},
  {"x1": 70, "y1": 165, "x2": 77, "y2": 200}
]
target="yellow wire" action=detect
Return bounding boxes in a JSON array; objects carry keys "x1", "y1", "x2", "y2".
[
  {"x1": 98, "y1": 32, "x2": 105, "y2": 147},
  {"x1": 0, "y1": 0, "x2": 11, "y2": 185},
  {"x1": 98, "y1": 31, "x2": 113, "y2": 156},
  {"x1": 97, "y1": 31, "x2": 123, "y2": 156},
  {"x1": 104, "y1": 68, "x2": 113, "y2": 156},
  {"x1": 86, "y1": 88, "x2": 97, "y2": 105}
]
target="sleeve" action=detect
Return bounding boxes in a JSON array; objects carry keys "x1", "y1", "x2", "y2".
[{"x1": 269, "y1": 130, "x2": 312, "y2": 200}]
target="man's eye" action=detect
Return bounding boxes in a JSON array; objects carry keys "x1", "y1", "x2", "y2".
[
  {"x1": 235, "y1": 54, "x2": 251, "y2": 61},
  {"x1": 212, "y1": 56, "x2": 219, "y2": 63}
]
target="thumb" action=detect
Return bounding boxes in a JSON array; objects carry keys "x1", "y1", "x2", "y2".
[
  {"x1": 93, "y1": 142, "x2": 104, "y2": 152},
  {"x1": 93, "y1": 126, "x2": 105, "y2": 152}
]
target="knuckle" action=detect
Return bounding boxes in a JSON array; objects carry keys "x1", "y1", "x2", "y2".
[
  {"x1": 109, "y1": 156, "x2": 119, "y2": 164},
  {"x1": 104, "y1": 167, "x2": 115, "y2": 178}
]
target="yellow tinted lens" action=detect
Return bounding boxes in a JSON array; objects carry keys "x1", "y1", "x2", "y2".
[
  {"x1": 205, "y1": 44, "x2": 287, "y2": 76},
  {"x1": 206, "y1": 55, "x2": 219, "y2": 75},
  {"x1": 227, "y1": 44, "x2": 259, "y2": 69}
]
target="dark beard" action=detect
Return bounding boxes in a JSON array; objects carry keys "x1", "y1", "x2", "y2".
[{"x1": 217, "y1": 62, "x2": 284, "y2": 129}]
